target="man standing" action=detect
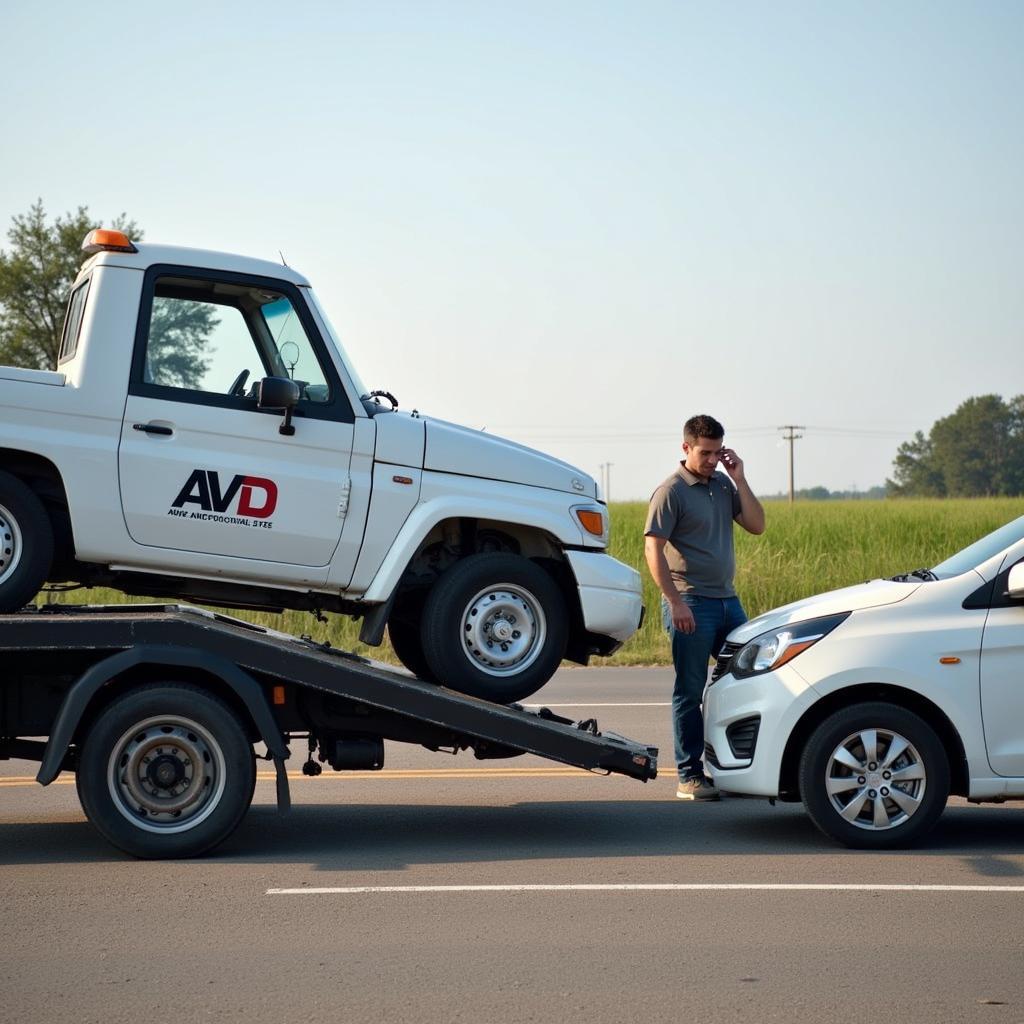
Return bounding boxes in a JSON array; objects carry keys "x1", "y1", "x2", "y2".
[{"x1": 644, "y1": 415, "x2": 765, "y2": 800}]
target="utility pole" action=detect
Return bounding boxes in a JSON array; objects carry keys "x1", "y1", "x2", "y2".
[
  {"x1": 778, "y1": 426, "x2": 804, "y2": 503},
  {"x1": 599, "y1": 462, "x2": 613, "y2": 502}
]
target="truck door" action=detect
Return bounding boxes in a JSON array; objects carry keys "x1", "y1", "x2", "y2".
[
  {"x1": 979, "y1": 550, "x2": 1024, "y2": 777},
  {"x1": 118, "y1": 266, "x2": 361, "y2": 574}
]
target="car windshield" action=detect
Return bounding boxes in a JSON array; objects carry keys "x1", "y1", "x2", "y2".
[{"x1": 931, "y1": 514, "x2": 1024, "y2": 579}]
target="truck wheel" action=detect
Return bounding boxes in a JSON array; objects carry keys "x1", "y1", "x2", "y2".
[
  {"x1": 387, "y1": 618, "x2": 439, "y2": 683},
  {"x1": 0, "y1": 470, "x2": 54, "y2": 613},
  {"x1": 420, "y1": 553, "x2": 567, "y2": 703},
  {"x1": 75, "y1": 683, "x2": 256, "y2": 859},
  {"x1": 798, "y1": 702, "x2": 949, "y2": 850}
]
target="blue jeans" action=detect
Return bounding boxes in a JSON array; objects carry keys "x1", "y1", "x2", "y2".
[{"x1": 662, "y1": 594, "x2": 747, "y2": 779}]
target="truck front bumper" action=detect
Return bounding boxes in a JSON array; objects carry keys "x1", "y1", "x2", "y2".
[{"x1": 564, "y1": 550, "x2": 643, "y2": 644}]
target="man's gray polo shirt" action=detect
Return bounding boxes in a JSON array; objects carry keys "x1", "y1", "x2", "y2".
[{"x1": 644, "y1": 463, "x2": 742, "y2": 598}]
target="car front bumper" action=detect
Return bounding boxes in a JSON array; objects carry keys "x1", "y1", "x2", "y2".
[{"x1": 703, "y1": 664, "x2": 818, "y2": 797}]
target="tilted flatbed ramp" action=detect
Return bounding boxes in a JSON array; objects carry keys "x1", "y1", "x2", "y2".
[{"x1": 0, "y1": 605, "x2": 657, "y2": 856}]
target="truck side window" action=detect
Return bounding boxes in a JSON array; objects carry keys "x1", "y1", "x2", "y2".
[
  {"x1": 58, "y1": 279, "x2": 91, "y2": 365},
  {"x1": 260, "y1": 297, "x2": 330, "y2": 403},
  {"x1": 147, "y1": 294, "x2": 258, "y2": 392},
  {"x1": 139, "y1": 274, "x2": 334, "y2": 406}
]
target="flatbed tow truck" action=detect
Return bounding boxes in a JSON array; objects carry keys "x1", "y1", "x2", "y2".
[{"x1": 0, "y1": 604, "x2": 658, "y2": 858}]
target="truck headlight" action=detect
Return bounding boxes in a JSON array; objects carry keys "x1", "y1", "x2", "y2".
[{"x1": 729, "y1": 612, "x2": 850, "y2": 679}]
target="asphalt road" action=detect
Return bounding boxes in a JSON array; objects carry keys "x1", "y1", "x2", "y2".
[{"x1": 2, "y1": 667, "x2": 1024, "y2": 1024}]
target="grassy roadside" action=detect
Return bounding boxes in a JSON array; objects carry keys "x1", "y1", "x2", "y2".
[
  {"x1": 600, "y1": 497, "x2": 1024, "y2": 666},
  {"x1": 44, "y1": 497, "x2": 1024, "y2": 668}
]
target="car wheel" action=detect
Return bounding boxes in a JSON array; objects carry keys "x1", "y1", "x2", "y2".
[
  {"x1": 76, "y1": 683, "x2": 256, "y2": 859},
  {"x1": 420, "y1": 553, "x2": 567, "y2": 703},
  {"x1": 0, "y1": 470, "x2": 54, "y2": 613},
  {"x1": 387, "y1": 616, "x2": 438, "y2": 683},
  {"x1": 799, "y1": 701, "x2": 950, "y2": 849}
]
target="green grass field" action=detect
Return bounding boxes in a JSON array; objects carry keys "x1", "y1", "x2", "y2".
[
  {"x1": 606, "y1": 497, "x2": 1024, "y2": 665},
  {"x1": 45, "y1": 497, "x2": 1024, "y2": 667}
]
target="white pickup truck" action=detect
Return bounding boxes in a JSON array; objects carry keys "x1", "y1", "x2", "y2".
[{"x1": 0, "y1": 229, "x2": 642, "y2": 702}]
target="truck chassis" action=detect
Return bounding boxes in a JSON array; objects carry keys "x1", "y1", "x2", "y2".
[{"x1": 0, "y1": 604, "x2": 657, "y2": 857}]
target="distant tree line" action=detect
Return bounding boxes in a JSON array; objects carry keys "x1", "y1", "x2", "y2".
[
  {"x1": 887, "y1": 395, "x2": 1024, "y2": 497},
  {"x1": 760, "y1": 485, "x2": 888, "y2": 501}
]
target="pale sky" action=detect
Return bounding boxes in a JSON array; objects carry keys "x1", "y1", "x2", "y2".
[{"x1": 3, "y1": 1, "x2": 1022, "y2": 499}]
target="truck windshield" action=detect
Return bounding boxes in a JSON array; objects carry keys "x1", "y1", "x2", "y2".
[
  {"x1": 304, "y1": 289, "x2": 369, "y2": 401},
  {"x1": 931, "y1": 514, "x2": 1024, "y2": 579}
]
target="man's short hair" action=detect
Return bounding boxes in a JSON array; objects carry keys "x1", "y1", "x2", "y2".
[{"x1": 683, "y1": 414, "x2": 725, "y2": 444}]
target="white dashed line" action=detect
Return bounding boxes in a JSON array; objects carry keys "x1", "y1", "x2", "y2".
[{"x1": 267, "y1": 883, "x2": 1024, "y2": 896}]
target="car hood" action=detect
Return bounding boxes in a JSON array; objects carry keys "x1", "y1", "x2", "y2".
[
  {"x1": 728, "y1": 578, "x2": 922, "y2": 644},
  {"x1": 423, "y1": 417, "x2": 598, "y2": 498}
]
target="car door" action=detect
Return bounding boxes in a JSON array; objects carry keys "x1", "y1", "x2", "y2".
[
  {"x1": 979, "y1": 542, "x2": 1024, "y2": 776},
  {"x1": 118, "y1": 265, "x2": 359, "y2": 574}
]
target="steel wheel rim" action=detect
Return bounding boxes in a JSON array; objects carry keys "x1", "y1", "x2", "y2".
[
  {"x1": 460, "y1": 583, "x2": 547, "y2": 677},
  {"x1": 106, "y1": 715, "x2": 227, "y2": 834},
  {"x1": 0, "y1": 502, "x2": 24, "y2": 586},
  {"x1": 824, "y1": 727, "x2": 927, "y2": 831}
]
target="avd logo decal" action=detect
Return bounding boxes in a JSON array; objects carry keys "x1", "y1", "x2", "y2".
[{"x1": 167, "y1": 469, "x2": 277, "y2": 529}]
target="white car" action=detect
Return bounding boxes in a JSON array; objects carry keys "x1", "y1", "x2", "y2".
[{"x1": 704, "y1": 514, "x2": 1024, "y2": 848}]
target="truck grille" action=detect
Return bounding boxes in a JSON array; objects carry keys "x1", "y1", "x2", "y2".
[
  {"x1": 711, "y1": 640, "x2": 743, "y2": 682},
  {"x1": 726, "y1": 715, "x2": 760, "y2": 760}
]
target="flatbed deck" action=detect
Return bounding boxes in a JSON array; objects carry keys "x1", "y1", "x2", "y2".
[{"x1": 0, "y1": 604, "x2": 657, "y2": 856}]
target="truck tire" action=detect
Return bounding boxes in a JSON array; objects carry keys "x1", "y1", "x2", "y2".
[
  {"x1": 420, "y1": 553, "x2": 567, "y2": 703},
  {"x1": 387, "y1": 618, "x2": 439, "y2": 683},
  {"x1": 798, "y1": 702, "x2": 950, "y2": 850},
  {"x1": 0, "y1": 470, "x2": 54, "y2": 613},
  {"x1": 75, "y1": 683, "x2": 256, "y2": 859}
]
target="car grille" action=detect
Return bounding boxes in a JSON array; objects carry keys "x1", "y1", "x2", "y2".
[
  {"x1": 703, "y1": 742, "x2": 721, "y2": 770},
  {"x1": 710, "y1": 640, "x2": 743, "y2": 682},
  {"x1": 726, "y1": 715, "x2": 760, "y2": 760}
]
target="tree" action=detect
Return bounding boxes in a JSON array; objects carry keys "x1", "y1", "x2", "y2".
[
  {"x1": 0, "y1": 200, "x2": 141, "y2": 370},
  {"x1": 0, "y1": 201, "x2": 213, "y2": 388},
  {"x1": 147, "y1": 297, "x2": 218, "y2": 388},
  {"x1": 887, "y1": 394, "x2": 1024, "y2": 497},
  {"x1": 888, "y1": 431, "x2": 946, "y2": 497}
]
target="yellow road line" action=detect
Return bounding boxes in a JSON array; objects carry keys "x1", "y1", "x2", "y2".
[{"x1": 0, "y1": 766, "x2": 657, "y2": 788}]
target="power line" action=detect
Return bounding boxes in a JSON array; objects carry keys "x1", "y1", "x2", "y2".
[{"x1": 487, "y1": 424, "x2": 914, "y2": 442}]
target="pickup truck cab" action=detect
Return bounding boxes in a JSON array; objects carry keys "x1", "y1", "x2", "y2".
[
  {"x1": 0, "y1": 229, "x2": 642, "y2": 702},
  {"x1": 704, "y1": 513, "x2": 1024, "y2": 848}
]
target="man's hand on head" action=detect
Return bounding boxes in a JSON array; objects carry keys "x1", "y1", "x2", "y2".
[{"x1": 719, "y1": 447, "x2": 744, "y2": 481}]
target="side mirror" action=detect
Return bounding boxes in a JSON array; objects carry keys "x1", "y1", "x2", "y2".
[
  {"x1": 1008, "y1": 562, "x2": 1024, "y2": 601},
  {"x1": 258, "y1": 376, "x2": 301, "y2": 436}
]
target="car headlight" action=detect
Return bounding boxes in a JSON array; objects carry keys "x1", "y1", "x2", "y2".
[{"x1": 728, "y1": 612, "x2": 850, "y2": 679}]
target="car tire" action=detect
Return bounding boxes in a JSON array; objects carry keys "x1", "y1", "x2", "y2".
[
  {"x1": 420, "y1": 553, "x2": 568, "y2": 703},
  {"x1": 75, "y1": 683, "x2": 256, "y2": 859},
  {"x1": 799, "y1": 701, "x2": 950, "y2": 849},
  {"x1": 387, "y1": 616, "x2": 439, "y2": 683},
  {"x1": 0, "y1": 470, "x2": 54, "y2": 613}
]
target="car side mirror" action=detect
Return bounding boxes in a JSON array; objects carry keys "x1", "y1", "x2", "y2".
[
  {"x1": 1008, "y1": 562, "x2": 1024, "y2": 601},
  {"x1": 258, "y1": 376, "x2": 301, "y2": 436}
]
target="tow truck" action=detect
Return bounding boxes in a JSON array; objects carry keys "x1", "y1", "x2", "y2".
[{"x1": 0, "y1": 603, "x2": 658, "y2": 858}]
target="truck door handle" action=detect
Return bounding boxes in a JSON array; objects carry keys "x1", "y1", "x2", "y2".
[{"x1": 133, "y1": 423, "x2": 174, "y2": 436}]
